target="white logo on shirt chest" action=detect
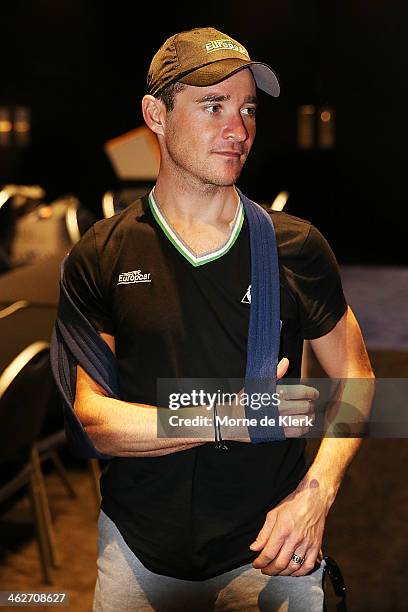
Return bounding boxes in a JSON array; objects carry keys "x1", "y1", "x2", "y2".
[
  {"x1": 241, "y1": 284, "x2": 251, "y2": 304},
  {"x1": 117, "y1": 270, "x2": 151, "y2": 285}
]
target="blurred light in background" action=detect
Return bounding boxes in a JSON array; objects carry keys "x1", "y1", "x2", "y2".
[
  {"x1": 318, "y1": 106, "x2": 335, "y2": 149},
  {"x1": 0, "y1": 106, "x2": 31, "y2": 148},
  {"x1": 0, "y1": 107, "x2": 13, "y2": 147},
  {"x1": 270, "y1": 190, "x2": 290, "y2": 211},
  {"x1": 297, "y1": 105, "x2": 335, "y2": 150},
  {"x1": 297, "y1": 104, "x2": 316, "y2": 149},
  {"x1": 14, "y1": 107, "x2": 31, "y2": 147},
  {"x1": 102, "y1": 191, "x2": 115, "y2": 219}
]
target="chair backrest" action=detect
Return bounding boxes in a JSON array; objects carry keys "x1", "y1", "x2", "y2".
[
  {"x1": 9, "y1": 198, "x2": 74, "y2": 268},
  {"x1": 0, "y1": 342, "x2": 52, "y2": 462},
  {"x1": 65, "y1": 199, "x2": 96, "y2": 242},
  {"x1": 0, "y1": 304, "x2": 56, "y2": 375},
  {"x1": 102, "y1": 186, "x2": 152, "y2": 218},
  {"x1": 65, "y1": 199, "x2": 81, "y2": 244},
  {"x1": 0, "y1": 300, "x2": 29, "y2": 320}
]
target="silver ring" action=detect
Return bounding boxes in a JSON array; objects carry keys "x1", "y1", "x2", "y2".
[{"x1": 291, "y1": 553, "x2": 305, "y2": 565}]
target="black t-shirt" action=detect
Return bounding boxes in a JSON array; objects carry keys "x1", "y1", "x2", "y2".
[{"x1": 63, "y1": 193, "x2": 347, "y2": 580}]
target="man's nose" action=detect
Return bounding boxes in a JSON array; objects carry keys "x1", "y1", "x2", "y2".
[{"x1": 222, "y1": 114, "x2": 248, "y2": 142}]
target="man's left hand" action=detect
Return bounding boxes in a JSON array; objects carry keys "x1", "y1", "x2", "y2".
[{"x1": 249, "y1": 478, "x2": 333, "y2": 576}]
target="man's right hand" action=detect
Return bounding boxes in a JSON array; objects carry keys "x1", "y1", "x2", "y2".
[{"x1": 276, "y1": 357, "x2": 318, "y2": 438}]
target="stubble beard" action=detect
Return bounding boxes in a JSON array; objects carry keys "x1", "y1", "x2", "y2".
[{"x1": 166, "y1": 141, "x2": 246, "y2": 189}]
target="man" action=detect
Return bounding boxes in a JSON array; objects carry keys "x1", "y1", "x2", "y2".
[{"x1": 61, "y1": 27, "x2": 374, "y2": 611}]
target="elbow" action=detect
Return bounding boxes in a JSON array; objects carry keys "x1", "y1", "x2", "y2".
[
  {"x1": 361, "y1": 360, "x2": 375, "y2": 380},
  {"x1": 80, "y1": 418, "x2": 117, "y2": 455},
  {"x1": 73, "y1": 395, "x2": 115, "y2": 455},
  {"x1": 347, "y1": 353, "x2": 376, "y2": 380},
  {"x1": 86, "y1": 428, "x2": 115, "y2": 455},
  {"x1": 73, "y1": 395, "x2": 93, "y2": 429}
]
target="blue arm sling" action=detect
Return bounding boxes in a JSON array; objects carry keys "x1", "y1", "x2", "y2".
[{"x1": 50, "y1": 190, "x2": 285, "y2": 459}]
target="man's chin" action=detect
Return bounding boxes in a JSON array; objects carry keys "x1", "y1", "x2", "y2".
[{"x1": 205, "y1": 169, "x2": 243, "y2": 187}]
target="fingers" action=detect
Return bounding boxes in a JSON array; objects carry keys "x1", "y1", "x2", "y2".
[
  {"x1": 251, "y1": 534, "x2": 286, "y2": 569},
  {"x1": 257, "y1": 543, "x2": 320, "y2": 577},
  {"x1": 255, "y1": 539, "x2": 300, "y2": 574},
  {"x1": 290, "y1": 546, "x2": 321, "y2": 577},
  {"x1": 277, "y1": 386, "x2": 318, "y2": 438},
  {"x1": 279, "y1": 399, "x2": 315, "y2": 437},
  {"x1": 249, "y1": 511, "x2": 278, "y2": 552},
  {"x1": 275, "y1": 545, "x2": 309, "y2": 576},
  {"x1": 277, "y1": 357, "x2": 290, "y2": 380},
  {"x1": 279, "y1": 399, "x2": 315, "y2": 416},
  {"x1": 278, "y1": 385, "x2": 319, "y2": 401}
]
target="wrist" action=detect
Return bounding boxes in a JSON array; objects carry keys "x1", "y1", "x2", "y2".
[{"x1": 297, "y1": 467, "x2": 340, "y2": 510}]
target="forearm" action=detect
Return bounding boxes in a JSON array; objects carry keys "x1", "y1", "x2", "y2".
[
  {"x1": 303, "y1": 437, "x2": 362, "y2": 508},
  {"x1": 76, "y1": 393, "x2": 250, "y2": 456},
  {"x1": 301, "y1": 372, "x2": 375, "y2": 505},
  {"x1": 75, "y1": 394, "x2": 213, "y2": 456}
]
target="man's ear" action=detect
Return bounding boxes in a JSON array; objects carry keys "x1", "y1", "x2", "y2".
[{"x1": 142, "y1": 95, "x2": 166, "y2": 137}]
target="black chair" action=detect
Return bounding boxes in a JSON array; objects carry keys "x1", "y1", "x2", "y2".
[
  {"x1": 0, "y1": 303, "x2": 101, "y2": 513},
  {"x1": 64, "y1": 197, "x2": 96, "y2": 243},
  {"x1": 0, "y1": 342, "x2": 58, "y2": 583},
  {"x1": 36, "y1": 384, "x2": 102, "y2": 510}
]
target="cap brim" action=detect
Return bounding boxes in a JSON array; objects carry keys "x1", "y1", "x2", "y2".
[
  {"x1": 248, "y1": 63, "x2": 280, "y2": 97},
  {"x1": 179, "y1": 58, "x2": 280, "y2": 97}
]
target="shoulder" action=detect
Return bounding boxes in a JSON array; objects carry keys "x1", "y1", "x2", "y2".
[
  {"x1": 267, "y1": 210, "x2": 335, "y2": 259},
  {"x1": 266, "y1": 209, "x2": 340, "y2": 275},
  {"x1": 267, "y1": 210, "x2": 313, "y2": 258},
  {"x1": 66, "y1": 196, "x2": 152, "y2": 265},
  {"x1": 92, "y1": 196, "x2": 150, "y2": 247},
  {"x1": 265, "y1": 210, "x2": 347, "y2": 338},
  {"x1": 64, "y1": 196, "x2": 149, "y2": 277}
]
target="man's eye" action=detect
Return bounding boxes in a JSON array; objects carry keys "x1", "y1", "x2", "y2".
[
  {"x1": 241, "y1": 107, "x2": 257, "y2": 116},
  {"x1": 206, "y1": 105, "x2": 222, "y2": 114}
]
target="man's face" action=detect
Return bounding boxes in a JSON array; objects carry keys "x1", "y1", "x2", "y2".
[{"x1": 161, "y1": 68, "x2": 257, "y2": 187}]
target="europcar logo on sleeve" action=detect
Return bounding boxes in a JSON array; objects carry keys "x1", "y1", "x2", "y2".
[
  {"x1": 205, "y1": 39, "x2": 249, "y2": 57},
  {"x1": 118, "y1": 270, "x2": 151, "y2": 285}
]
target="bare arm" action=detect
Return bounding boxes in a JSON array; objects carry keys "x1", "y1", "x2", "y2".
[
  {"x1": 303, "y1": 305, "x2": 375, "y2": 501},
  {"x1": 74, "y1": 332, "x2": 213, "y2": 457},
  {"x1": 74, "y1": 331, "x2": 319, "y2": 456},
  {"x1": 250, "y1": 306, "x2": 375, "y2": 577}
]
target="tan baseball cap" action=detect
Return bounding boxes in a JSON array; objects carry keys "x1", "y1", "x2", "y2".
[{"x1": 147, "y1": 27, "x2": 280, "y2": 98}]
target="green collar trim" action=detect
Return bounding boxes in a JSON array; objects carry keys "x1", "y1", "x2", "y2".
[{"x1": 148, "y1": 189, "x2": 244, "y2": 267}]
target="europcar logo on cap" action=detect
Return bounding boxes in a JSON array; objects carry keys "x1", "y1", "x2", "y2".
[{"x1": 205, "y1": 39, "x2": 249, "y2": 57}]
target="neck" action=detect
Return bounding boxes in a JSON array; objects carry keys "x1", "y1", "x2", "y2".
[{"x1": 153, "y1": 168, "x2": 239, "y2": 226}]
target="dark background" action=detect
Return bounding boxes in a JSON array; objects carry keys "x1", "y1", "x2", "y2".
[
  {"x1": 1, "y1": 1, "x2": 405, "y2": 263},
  {"x1": 0, "y1": 5, "x2": 407, "y2": 609}
]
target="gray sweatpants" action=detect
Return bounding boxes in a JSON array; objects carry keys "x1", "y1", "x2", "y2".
[{"x1": 93, "y1": 510, "x2": 325, "y2": 612}]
